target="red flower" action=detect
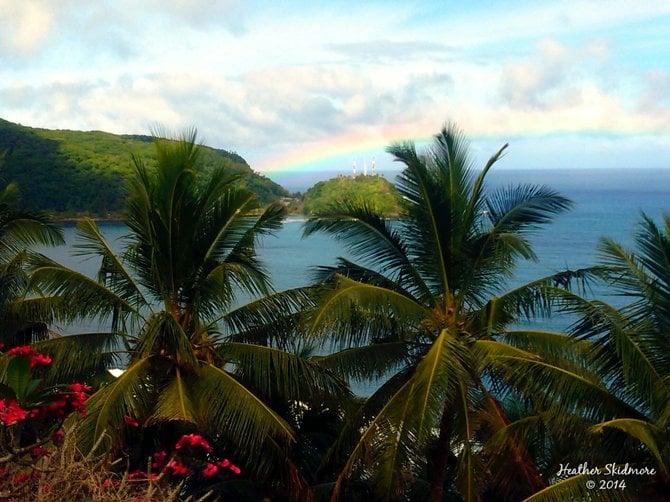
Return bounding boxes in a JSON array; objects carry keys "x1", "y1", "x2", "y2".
[
  {"x1": 127, "y1": 470, "x2": 147, "y2": 480},
  {"x1": 0, "y1": 399, "x2": 27, "y2": 425},
  {"x1": 123, "y1": 415, "x2": 139, "y2": 427},
  {"x1": 30, "y1": 446, "x2": 51, "y2": 457},
  {"x1": 12, "y1": 471, "x2": 31, "y2": 484},
  {"x1": 164, "y1": 460, "x2": 189, "y2": 476},
  {"x1": 52, "y1": 429, "x2": 65, "y2": 445},
  {"x1": 202, "y1": 462, "x2": 218, "y2": 477},
  {"x1": 7, "y1": 345, "x2": 33, "y2": 357},
  {"x1": 175, "y1": 433, "x2": 212, "y2": 453},
  {"x1": 69, "y1": 383, "x2": 92, "y2": 393},
  {"x1": 152, "y1": 450, "x2": 168, "y2": 470},
  {"x1": 101, "y1": 479, "x2": 120, "y2": 489},
  {"x1": 29, "y1": 352, "x2": 52, "y2": 368},
  {"x1": 216, "y1": 458, "x2": 241, "y2": 475}
]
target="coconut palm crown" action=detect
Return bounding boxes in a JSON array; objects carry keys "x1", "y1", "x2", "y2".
[
  {"x1": 24, "y1": 130, "x2": 344, "y2": 493},
  {"x1": 0, "y1": 180, "x2": 64, "y2": 345},
  {"x1": 304, "y1": 123, "x2": 581, "y2": 501}
]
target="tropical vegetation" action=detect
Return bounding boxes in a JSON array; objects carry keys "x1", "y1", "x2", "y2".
[
  {"x1": 0, "y1": 122, "x2": 668, "y2": 501},
  {"x1": 0, "y1": 118, "x2": 287, "y2": 216},
  {"x1": 2, "y1": 129, "x2": 346, "y2": 499},
  {"x1": 302, "y1": 174, "x2": 402, "y2": 216}
]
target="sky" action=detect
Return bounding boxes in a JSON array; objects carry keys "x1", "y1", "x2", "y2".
[{"x1": 1, "y1": 0, "x2": 670, "y2": 189}]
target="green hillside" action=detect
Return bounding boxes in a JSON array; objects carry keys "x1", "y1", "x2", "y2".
[
  {"x1": 0, "y1": 118, "x2": 287, "y2": 217},
  {"x1": 302, "y1": 174, "x2": 401, "y2": 216}
]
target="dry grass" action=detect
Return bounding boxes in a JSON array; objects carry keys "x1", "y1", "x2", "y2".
[{"x1": 2, "y1": 427, "x2": 216, "y2": 501}]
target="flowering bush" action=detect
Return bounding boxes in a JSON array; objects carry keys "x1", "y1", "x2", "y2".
[
  {"x1": 115, "y1": 431, "x2": 242, "y2": 485},
  {"x1": 0, "y1": 345, "x2": 91, "y2": 500},
  {"x1": 1, "y1": 345, "x2": 243, "y2": 499}
]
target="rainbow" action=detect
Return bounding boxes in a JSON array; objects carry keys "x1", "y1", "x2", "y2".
[{"x1": 254, "y1": 124, "x2": 434, "y2": 180}]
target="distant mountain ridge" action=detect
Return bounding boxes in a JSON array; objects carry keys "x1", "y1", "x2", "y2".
[{"x1": 0, "y1": 118, "x2": 287, "y2": 217}]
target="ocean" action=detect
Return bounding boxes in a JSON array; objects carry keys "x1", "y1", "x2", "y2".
[{"x1": 40, "y1": 168, "x2": 670, "y2": 334}]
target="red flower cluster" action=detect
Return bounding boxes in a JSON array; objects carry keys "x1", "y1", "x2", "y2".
[
  {"x1": 1, "y1": 346, "x2": 94, "y2": 500},
  {"x1": 28, "y1": 383, "x2": 91, "y2": 419},
  {"x1": 127, "y1": 469, "x2": 158, "y2": 480},
  {"x1": 175, "y1": 433, "x2": 213, "y2": 453},
  {"x1": 30, "y1": 446, "x2": 51, "y2": 458},
  {"x1": 218, "y1": 458, "x2": 241, "y2": 475},
  {"x1": 202, "y1": 459, "x2": 241, "y2": 477},
  {"x1": 0, "y1": 399, "x2": 27, "y2": 426},
  {"x1": 145, "y1": 435, "x2": 241, "y2": 481},
  {"x1": 164, "y1": 459, "x2": 190, "y2": 476},
  {"x1": 6, "y1": 346, "x2": 52, "y2": 369},
  {"x1": 151, "y1": 450, "x2": 168, "y2": 470},
  {"x1": 124, "y1": 415, "x2": 139, "y2": 427}
]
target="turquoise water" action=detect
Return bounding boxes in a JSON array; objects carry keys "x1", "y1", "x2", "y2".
[
  {"x1": 36, "y1": 168, "x2": 669, "y2": 394},
  {"x1": 40, "y1": 168, "x2": 670, "y2": 330}
]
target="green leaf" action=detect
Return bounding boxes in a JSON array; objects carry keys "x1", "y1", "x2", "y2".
[
  {"x1": 149, "y1": 366, "x2": 197, "y2": 425},
  {"x1": 590, "y1": 418, "x2": 669, "y2": 476},
  {"x1": 6, "y1": 356, "x2": 31, "y2": 401}
]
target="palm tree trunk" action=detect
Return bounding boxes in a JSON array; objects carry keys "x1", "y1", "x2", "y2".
[
  {"x1": 428, "y1": 405, "x2": 454, "y2": 502},
  {"x1": 473, "y1": 374, "x2": 546, "y2": 494}
]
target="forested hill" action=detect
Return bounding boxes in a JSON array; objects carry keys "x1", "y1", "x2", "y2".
[
  {"x1": 302, "y1": 174, "x2": 402, "y2": 216},
  {"x1": 0, "y1": 118, "x2": 287, "y2": 216}
]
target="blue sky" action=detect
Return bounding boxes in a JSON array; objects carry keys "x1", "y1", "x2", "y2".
[{"x1": 1, "y1": 0, "x2": 669, "y2": 184}]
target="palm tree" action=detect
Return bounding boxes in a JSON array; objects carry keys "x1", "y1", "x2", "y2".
[
  {"x1": 302, "y1": 123, "x2": 584, "y2": 500},
  {"x1": 24, "y1": 129, "x2": 346, "y2": 497},
  {"x1": 0, "y1": 180, "x2": 64, "y2": 346},
  {"x1": 542, "y1": 213, "x2": 670, "y2": 498}
]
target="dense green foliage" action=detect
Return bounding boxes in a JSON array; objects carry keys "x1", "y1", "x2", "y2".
[
  {"x1": 14, "y1": 131, "x2": 346, "y2": 499},
  {"x1": 302, "y1": 174, "x2": 401, "y2": 216},
  {"x1": 302, "y1": 124, "x2": 582, "y2": 500},
  {"x1": 1, "y1": 122, "x2": 669, "y2": 501},
  {"x1": 0, "y1": 183, "x2": 63, "y2": 345},
  {"x1": 0, "y1": 118, "x2": 287, "y2": 216}
]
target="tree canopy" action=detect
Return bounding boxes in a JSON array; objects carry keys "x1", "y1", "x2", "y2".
[{"x1": 0, "y1": 118, "x2": 287, "y2": 217}]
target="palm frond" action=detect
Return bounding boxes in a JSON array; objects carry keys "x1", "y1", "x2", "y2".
[
  {"x1": 219, "y1": 342, "x2": 351, "y2": 401},
  {"x1": 389, "y1": 140, "x2": 452, "y2": 299},
  {"x1": 590, "y1": 418, "x2": 669, "y2": 476},
  {"x1": 495, "y1": 355, "x2": 643, "y2": 421},
  {"x1": 0, "y1": 207, "x2": 64, "y2": 255},
  {"x1": 78, "y1": 357, "x2": 153, "y2": 451},
  {"x1": 303, "y1": 201, "x2": 431, "y2": 302},
  {"x1": 523, "y1": 474, "x2": 630, "y2": 502},
  {"x1": 306, "y1": 274, "x2": 429, "y2": 348},
  {"x1": 32, "y1": 332, "x2": 121, "y2": 386},
  {"x1": 73, "y1": 218, "x2": 149, "y2": 309},
  {"x1": 133, "y1": 311, "x2": 197, "y2": 366},
  {"x1": 27, "y1": 253, "x2": 140, "y2": 322},
  {"x1": 313, "y1": 341, "x2": 411, "y2": 383},
  {"x1": 148, "y1": 366, "x2": 197, "y2": 425},
  {"x1": 332, "y1": 328, "x2": 467, "y2": 500},
  {"x1": 192, "y1": 363, "x2": 295, "y2": 458},
  {"x1": 485, "y1": 184, "x2": 573, "y2": 236},
  {"x1": 221, "y1": 286, "x2": 316, "y2": 348}
]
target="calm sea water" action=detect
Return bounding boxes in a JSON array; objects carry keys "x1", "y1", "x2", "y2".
[{"x1": 40, "y1": 168, "x2": 670, "y2": 333}]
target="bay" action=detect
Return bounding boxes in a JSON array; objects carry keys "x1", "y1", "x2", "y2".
[{"x1": 39, "y1": 167, "x2": 670, "y2": 333}]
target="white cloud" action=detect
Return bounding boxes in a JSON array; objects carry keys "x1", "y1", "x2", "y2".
[
  {"x1": 1, "y1": 1, "x2": 670, "y2": 176},
  {"x1": 0, "y1": 0, "x2": 53, "y2": 56}
]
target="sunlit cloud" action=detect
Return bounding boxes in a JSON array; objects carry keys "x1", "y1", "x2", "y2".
[{"x1": 1, "y1": 0, "x2": 669, "y2": 179}]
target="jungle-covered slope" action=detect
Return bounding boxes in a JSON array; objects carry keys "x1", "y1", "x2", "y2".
[{"x1": 0, "y1": 119, "x2": 287, "y2": 216}]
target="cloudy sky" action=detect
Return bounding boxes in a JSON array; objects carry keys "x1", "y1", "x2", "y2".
[{"x1": 2, "y1": 1, "x2": 670, "y2": 187}]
